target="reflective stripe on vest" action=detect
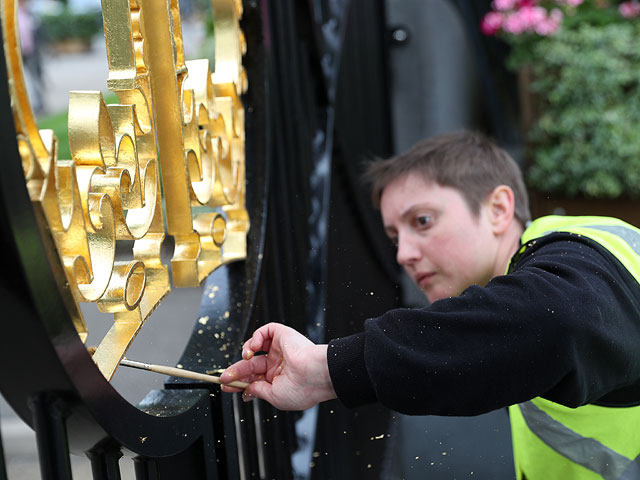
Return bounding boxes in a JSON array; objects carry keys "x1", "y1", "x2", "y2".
[
  {"x1": 519, "y1": 401, "x2": 640, "y2": 480},
  {"x1": 510, "y1": 216, "x2": 640, "y2": 479},
  {"x1": 517, "y1": 215, "x2": 640, "y2": 285},
  {"x1": 580, "y1": 225, "x2": 640, "y2": 257}
]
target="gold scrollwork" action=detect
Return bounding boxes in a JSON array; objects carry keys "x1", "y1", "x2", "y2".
[{"x1": 1, "y1": 0, "x2": 249, "y2": 380}]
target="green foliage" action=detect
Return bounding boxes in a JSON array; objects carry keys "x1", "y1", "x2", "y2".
[
  {"x1": 561, "y1": 3, "x2": 622, "y2": 29},
  {"x1": 514, "y1": 21, "x2": 640, "y2": 198},
  {"x1": 38, "y1": 110, "x2": 69, "y2": 160},
  {"x1": 40, "y1": 9, "x2": 103, "y2": 43}
]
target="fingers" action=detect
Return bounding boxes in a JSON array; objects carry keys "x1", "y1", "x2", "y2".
[
  {"x1": 221, "y1": 355, "x2": 268, "y2": 384},
  {"x1": 220, "y1": 323, "x2": 308, "y2": 406},
  {"x1": 242, "y1": 323, "x2": 279, "y2": 359},
  {"x1": 220, "y1": 378, "x2": 271, "y2": 404},
  {"x1": 219, "y1": 376, "x2": 271, "y2": 403},
  {"x1": 220, "y1": 325, "x2": 279, "y2": 394},
  {"x1": 240, "y1": 322, "x2": 307, "y2": 360},
  {"x1": 243, "y1": 379, "x2": 271, "y2": 404},
  {"x1": 220, "y1": 383, "x2": 245, "y2": 394}
]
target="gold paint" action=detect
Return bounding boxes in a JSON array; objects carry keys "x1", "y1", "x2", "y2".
[{"x1": 1, "y1": 0, "x2": 249, "y2": 380}]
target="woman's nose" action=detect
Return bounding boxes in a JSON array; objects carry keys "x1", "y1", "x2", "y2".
[{"x1": 396, "y1": 234, "x2": 421, "y2": 266}]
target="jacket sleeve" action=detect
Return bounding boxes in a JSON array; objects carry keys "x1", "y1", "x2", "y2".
[{"x1": 327, "y1": 233, "x2": 640, "y2": 416}]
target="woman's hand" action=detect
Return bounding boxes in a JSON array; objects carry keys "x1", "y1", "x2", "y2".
[{"x1": 220, "y1": 323, "x2": 337, "y2": 411}]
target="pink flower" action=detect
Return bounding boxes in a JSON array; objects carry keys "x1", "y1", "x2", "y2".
[
  {"x1": 503, "y1": 11, "x2": 528, "y2": 34},
  {"x1": 535, "y1": 17, "x2": 561, "y2": 35},
  {"x1": 550, "y1": 8, "x2": 564, "y2": 23},
  {"x1": 501, "y1": 6, "x2": 547, "y2": 34},
  {"x1": 535, "y1": 8, "x2": 562, "y2": 35},
  {"x1": 492, "y1": 0, "x2": 517, "y2": 10},
  {"x1": 481, "y1": 11, "x2": 505, "y2": 35},
  {"x1": 520, "y1": 5, "x2": 548, "y2": 27},
  {"x1": 481, "y1": 0, "x2": 568, "y2": 37},
  {"x1": 619, "y1": 1, "x2": 640, "y2": 18}
]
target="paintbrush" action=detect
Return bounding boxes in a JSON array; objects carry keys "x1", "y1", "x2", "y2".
[{"x1": 120, "y1": 359, "x2": 250, "y2": 389}]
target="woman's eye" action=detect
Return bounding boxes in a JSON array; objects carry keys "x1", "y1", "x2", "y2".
[{"x1": 415, "y1": 215, "x2": 431, "y2": 227}]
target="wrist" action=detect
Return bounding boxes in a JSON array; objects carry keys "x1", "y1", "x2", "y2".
[{"x1": 313, "y1": 344, "x2": 337, "y2": 403}]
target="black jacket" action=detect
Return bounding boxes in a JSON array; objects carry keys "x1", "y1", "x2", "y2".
[{"x1": 328, "y1": 233, "x2": 640, "y2": 416}]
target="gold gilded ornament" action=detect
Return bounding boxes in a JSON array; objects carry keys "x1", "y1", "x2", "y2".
[{"x1": 0, "y1": 0, "x2": 249, "y2": 380}]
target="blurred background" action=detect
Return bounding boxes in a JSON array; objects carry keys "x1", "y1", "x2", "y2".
[{"x1": 4, "y1": 0, "x2": 640, "y2": 478}]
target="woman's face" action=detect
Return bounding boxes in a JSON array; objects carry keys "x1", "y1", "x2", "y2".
[{"x1": 380, "y1": 173, "x2": 501, "y2": 302}]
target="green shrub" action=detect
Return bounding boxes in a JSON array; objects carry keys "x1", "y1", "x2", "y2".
[
  {"x1": 483, "y1": 1, "x2": 640, "y2": 198},
  {"x1": 523, "y1": 21, "x2": 640, "y2": 198},
  {"x1": 40, "y1": 9, "x2": 103, "y2": 43}
]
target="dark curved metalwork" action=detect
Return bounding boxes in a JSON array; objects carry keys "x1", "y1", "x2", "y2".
[
  {"x1": 0, "y1": 0, "x2": 403, "y2": 478},
  {"x1": 0, "y1": 2, "x2": 269, "y2": 477}
]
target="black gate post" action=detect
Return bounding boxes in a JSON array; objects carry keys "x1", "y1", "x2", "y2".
[
  {"x1": 132, "y1": 456, "x2": 159, "y2": 480},
  {"x1": 30, "y1": 393, "x2": 73, "y2": 480},
  {"x1": 86, "y1": 443, "x2": 124, "y2": 480}
]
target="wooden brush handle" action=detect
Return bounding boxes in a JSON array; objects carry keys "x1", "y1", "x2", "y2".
[{"x1": 120, "y1": 359, "x2": 250, "y2": 389}]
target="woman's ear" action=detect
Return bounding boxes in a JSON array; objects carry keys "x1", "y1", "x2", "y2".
[{"x1": 485, "y1": 185, "x2": 515, "y2": 234}]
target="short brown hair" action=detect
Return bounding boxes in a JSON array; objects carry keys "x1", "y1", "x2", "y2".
[{"x1": 364, "y1": 130, "x2": 531, "y2": 227}]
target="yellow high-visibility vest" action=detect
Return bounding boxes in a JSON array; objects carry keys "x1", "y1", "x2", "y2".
[{"x1": 507, "y1": 216, "x2": 640, "y2": 480}]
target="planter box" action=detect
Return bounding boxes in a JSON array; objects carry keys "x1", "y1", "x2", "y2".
[
  {"x1": 52, "y1": 38, "x2": 92, "y2": 54},
  {"x1": 529, "y1": 190, "x2": 640, "y2": 227}
]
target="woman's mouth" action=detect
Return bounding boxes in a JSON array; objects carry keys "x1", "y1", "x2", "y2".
[{"x1": 415, "y1": 272, "x2": 435, "y2": 288}]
